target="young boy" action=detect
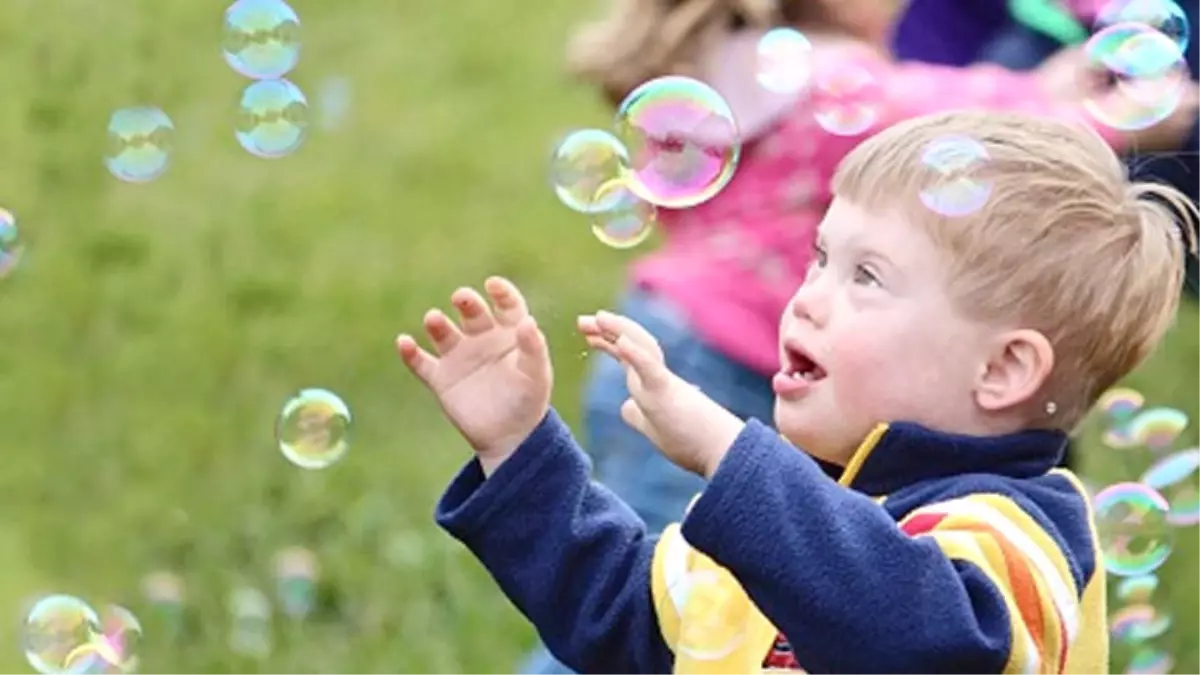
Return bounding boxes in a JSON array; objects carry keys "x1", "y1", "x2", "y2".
[{"x1": 395, "y1": 110, "x2": 1195, "y2": 674}]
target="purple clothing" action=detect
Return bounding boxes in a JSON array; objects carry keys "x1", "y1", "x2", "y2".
[{"x1": 891, "y1": 0, "x2": 1015, "y2": 65}]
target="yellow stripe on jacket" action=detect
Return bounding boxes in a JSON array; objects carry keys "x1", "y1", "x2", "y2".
[{"x1": 898, "y1": 490, "x2": 1108, "y2": 674}]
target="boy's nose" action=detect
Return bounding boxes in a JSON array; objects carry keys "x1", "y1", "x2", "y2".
[{"x1": 788, "y1": 279, "x2": 827, "y2": 327}]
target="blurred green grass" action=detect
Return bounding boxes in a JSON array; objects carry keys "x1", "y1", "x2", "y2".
[{"x1": 0, "y1": 0, "x2": 1193, "y2": 672}]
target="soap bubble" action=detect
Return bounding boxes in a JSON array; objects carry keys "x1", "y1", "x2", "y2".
[
  {"x1": 1141, "y1": 447, "x2": 1200, "y2": 526},
  {"x1": 1083, "y1": 23, "x2": 1188, "y2": 131},
  {"x1": 1115, "y1": 573, "x2": 1159, "y2": 603},
  {"x1": 236, "y1": 78, "x2": 308, "y2": 159},
  {"x1": 104, "y1": 107, "x2": 174, "y2": 183},
  {"x1": 223, "y1": 0, "x2": 301, "y2": 80},
  {"x1": 917, "y1": 135, "x2": 993, "y2": 217},
  {"x1": 614, "y1": 76, "x2": 740, "y2": 209},
  {"x1": 811, "y1": 62, "x2": 881, "y2": 136},
  {"x1": 0, "y1": 208, "x2": 24, "y2": 278},
  {"x1": 1126, "y1": 407, "x2": 1189, "y2": 451},
  {"x1": 1097, "y1": 387, "x2": 1146, "y2": 423},
  {"x1": 549, "y1": 129, "x2": 630, "y2": 214},
  {"x1": 276, "y1": 388, "x2": 351, "y2": 469},
  {"x1": 1109, "y1": 603, "x2": 1172, "y2": 642},
  {"x1": 589, "y1": 179, "x2": 656, "y2": 249},
  {"x1": 23, "y1": 594, "x2": 100, "y2": 675},
  {"x1": 1096, "y1": 0, "x2": 1189, "y2": 57},
  {"x1": 755, "y1": 28, "x2": 813, "y2": 95},
  {"x1": 1094, "y1": 482, "x2": 1174, "y2": 576},
  {"x1": 1126, "y1": 645, "x2": 1174, "y2": 674}
]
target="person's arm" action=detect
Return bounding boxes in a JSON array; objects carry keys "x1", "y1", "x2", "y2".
[
  {"x1": 682, "y1": 420, "x2": 1087, "y2": 674},
  {"x1": 435, "y1": 409, "x2": 674, "y2": 674}
]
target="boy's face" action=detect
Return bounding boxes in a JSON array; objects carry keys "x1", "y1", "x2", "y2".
[{"x1": 775, "y1": 198, "x2": 995, "y2": 465}]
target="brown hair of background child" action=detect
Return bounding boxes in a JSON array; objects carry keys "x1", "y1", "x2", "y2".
[{"x1": 566, "y1": 0, "x2": 900, "y2": 103}]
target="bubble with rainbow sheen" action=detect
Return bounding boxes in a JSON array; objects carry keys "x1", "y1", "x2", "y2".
[
  {"x1": 235, "y1": 78, "x2": 308, "y2": 159},
  {"x1": 1096, "y1": 0, "x2": 1189, "y2": 58},
  {"x1": 1083, "y1": 24, "x2": 1188, "y2": 131},
  {"x1": 23, "y1": 594, "x2": 101, "y2": 675},
  {"x1": 1126, "y1": 406, "x2": 1189, "y2": 451},
  {"x1": 222, "y1": 0, "x2": 301, "y2": 80},
  {"x1": 917, "y1": 135, "x2": 993, "y2": 217},
  {"x1": 755, "y1": 27, "x2": 813, "y2": 95},
  {"x1": 1109, "y1": 603, "x2": 1172, "y2": 643},
  {"x1": 589, "y1": 179, "x2": 656, "y2": 250},
  {"x1": 549, "y1": 129, "x2": 630, "y2": 214},
  {"x1": 613, "y1": 76, "x2": 740, "y2": 209},
  {"x1": 0, "y1": 207, "x2": 23, "y2": 278},
  {"x1": 96, "y1": 604, "x2": 142, "y2": 673},
  {"x1": 810, "y1": 60, "x2": 882, "y2": 137},
  {"x1": 1141, "y1": 447, "x2": 1200, "y2": 526},
  {"x1": 1094, "y1": 482, "x2": 1173, "y2": 576},
  {"x1": 1126, "y1": 645, "x2": 1174, "y2": 674},
  {"x1": 104, "y1": 107, "x2": 174, "y2": 183},
  {"x1": 1115, "y1": 573, "x2": 1159, "y2": 603},
  {"x1": 1102, "y1": 425, "x2": 1142, "y2": 449},
  {"x1": 1096, "y1": 387, "x2": 1146, "y2": 423},
  {"x1": 276, "y1": 388, "x2": 351, "y2": 469}
]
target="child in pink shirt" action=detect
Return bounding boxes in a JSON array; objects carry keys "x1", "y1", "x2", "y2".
[{"x1": 521, "y1": 1, "x2": 1197, "y2": 671}]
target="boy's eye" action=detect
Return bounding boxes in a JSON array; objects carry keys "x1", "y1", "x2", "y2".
[
  {"x1": 853, "y1": 264, "x2": 882, "y2": 287},
  {"x1": 812, "y1": 243, "x2": 827, "y2": 267}
]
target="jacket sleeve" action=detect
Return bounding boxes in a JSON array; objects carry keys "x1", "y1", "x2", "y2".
[
  {"x1": 435, "y1": 409, "x2": 674, "y2": 674},
  {"x1": 681, "y1": 420, "x2": 1084, "y2": 674}
]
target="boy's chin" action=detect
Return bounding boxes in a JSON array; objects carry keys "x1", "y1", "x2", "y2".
[{"x1": 775, "y1": 407, "x2": 849, "y2": 466}]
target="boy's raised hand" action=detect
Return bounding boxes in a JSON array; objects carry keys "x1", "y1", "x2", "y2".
[
  {"x1": 578, "y1": 310, "x2": 745, "y2": 478},
  {"x1": 396, "y1": 277, "x2": 552, "y2": 475}
]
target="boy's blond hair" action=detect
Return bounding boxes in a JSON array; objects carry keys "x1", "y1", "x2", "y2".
[{"x1": 833, "y1": 110, "x2": 1197, "y2": 431}]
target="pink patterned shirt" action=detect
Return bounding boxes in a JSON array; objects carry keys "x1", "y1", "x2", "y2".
[{"x1": 631, "y1": 42, "x2": 1126, "y2": 376}]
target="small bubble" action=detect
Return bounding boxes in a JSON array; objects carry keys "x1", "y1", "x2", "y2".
[
  {"x1": 276, "y1": 388, "x2": 352, "y2": 469},
  {"x1": 274, "y1": 546, "x2": 319, "y2": 619},
  {"x1": 223, "y1": 0, "x2": 301, "y2": 80},
  {"x1": 23, "y1": 594, "x2": 100, "y2": 675},
  {"x1": 589, "y1": 179, "x2": 656, "y2": 249},
  {"x1": 0, "y1": 208, "x2": 24, "y2": 278},
  {"x1": 549, "y1": 129, "x2": 630, "y2": 214},
  {"x1": 917, "y1": 135, "x2": 993, "y2": 217},
  {"x1": 104, "y1": 107, "x2": 174, "y2": 183},
  {"x1": 1094, "y1": 482, "x2": 1174, "y2": 577},
  {"x1": 811, "y1": 61, "x2": 881, "y2": 137},
  {"x1": 755, "y1": 28, "x2": 812, "y2": 95},
  {"x1": 236, "y1": 78, "x2": 309, "y2": 159}
]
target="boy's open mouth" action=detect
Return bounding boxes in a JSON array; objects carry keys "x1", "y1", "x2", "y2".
[{"x1": 783, "y1": 342, "x2": 827, "y2": 382}]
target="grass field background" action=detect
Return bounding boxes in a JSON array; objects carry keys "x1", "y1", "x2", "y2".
[{"x1": 0, "y1": 0, "x2": 1195, "y2": 672}]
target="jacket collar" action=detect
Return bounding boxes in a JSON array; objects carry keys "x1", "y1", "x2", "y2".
[{"x1": 836, "y1": 421, "x2": 1069, "y2": 496}]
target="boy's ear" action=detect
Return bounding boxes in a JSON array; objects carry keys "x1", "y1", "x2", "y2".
[{"x1": 974, "y1": 329, "x2": 1055, "y2": 413}]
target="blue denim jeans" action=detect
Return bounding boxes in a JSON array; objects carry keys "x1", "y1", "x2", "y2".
[{"x1": 518, "y1": 286, "x2": 777, "y2": 675}]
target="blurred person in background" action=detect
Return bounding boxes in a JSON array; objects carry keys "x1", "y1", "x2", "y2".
[
  {"x1": 520, "y1": 0, "x2": 1199, "y2": 671},
  {"x1": 894, "y1": 0, "x2": 1199, "y2": 293}
]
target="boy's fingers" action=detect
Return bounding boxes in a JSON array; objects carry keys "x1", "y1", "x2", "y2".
[
  {"x1": 423, "y1": 309, "x2": 463, "y2": 354},
  {"x1": 451, "y1": 287, "x2": 497, "y2": 335},
  {"x1": 595, "y1": 311, "x2": 663, "y2": 360},
  {"x1": 576, "y1": 314, "x2": 600, "y2": 335},
  {"x1": 584, "y1": 335, "x2": 620, "y2": 360},
  {"x1": 515, "y1": 317, "x2": 551, "y2": 381},
  {"x1": 395, "y1": 334, "x2": 438, "y2": 385},
  {"x1": 620, "y1": 398, "x2": 652, "y2": 439},
  {"x1": 485, "y1": 276, "x2": 530, "y2": 327},
  {"x1": 616, "y1": 334, "x2": 669, "y2": 391}
]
